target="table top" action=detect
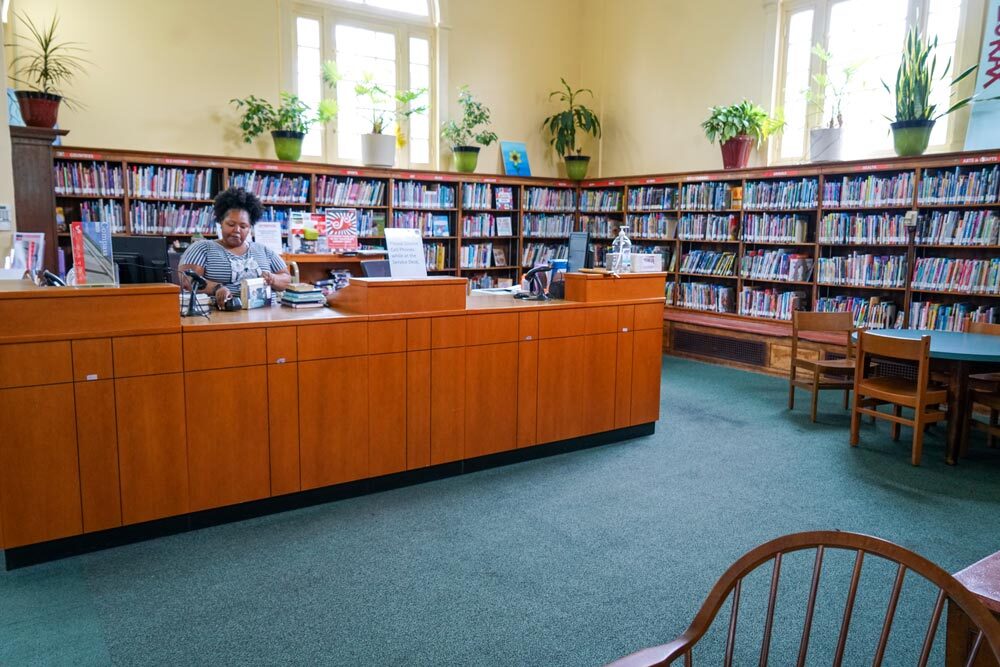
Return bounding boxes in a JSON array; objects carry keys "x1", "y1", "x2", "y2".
[{"x1": 866, "y1": 329, "x2": 1000, "y2": 362}]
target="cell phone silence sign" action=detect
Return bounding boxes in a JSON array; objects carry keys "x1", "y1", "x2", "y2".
[{"x1": 384, "y1": 227, "x2": 427, "y2": 278}]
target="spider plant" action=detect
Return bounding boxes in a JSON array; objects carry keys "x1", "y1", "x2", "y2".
[{"x1": 6, "y1": 12, "x2": 89, "y2": 116}]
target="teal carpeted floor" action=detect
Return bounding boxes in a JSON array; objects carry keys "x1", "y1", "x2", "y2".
[{"x1": 2, "y1": 357, "x2": 1000, "y2": 666}]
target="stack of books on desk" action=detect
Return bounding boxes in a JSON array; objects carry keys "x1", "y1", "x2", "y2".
[{"x1": 281, "y1": 283, "x2": 326, "y2": 309}]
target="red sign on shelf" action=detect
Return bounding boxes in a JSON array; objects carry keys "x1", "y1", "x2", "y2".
[
  {"x1": 251, "y1": 164, "x2": 281, "y2": 171},
  {"x1": 858, "y1": 163, "x2": 892, "y2": 172},
  {"x1": 959, "y1": 155, "x2": 1000, "y2": 164},
  {"x1": 344, "y1": 169, "x2": 360, "y2": 175},
  {"x1": 163, "y1": 158, "x2": 191, "y2": 165},
  {"x1": 58, "y1": 151, "x2": 100, "y2": 160}
]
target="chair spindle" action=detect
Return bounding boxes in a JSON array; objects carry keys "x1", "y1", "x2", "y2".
[
  {"x1": 916, "y1": 590, "x2": 946, "y2": 667},
  {"x1": 724, "y1": 578, "x2": 741, "y2": 667},
  {"x1": 833, "y1": 550, "x2": 866, "y2": 667},
  {"x1": 873, "y1": 564, "x2": 907, "y2": 666},
  {"x1": 796, "y1": 546, "x2": 825, "y2": 667},
  {"x1": 964, "y1": 630, "x2": 984, "y2": 667},
  {"x1": 758, "y1": 554, "x2": 782, "y2": 667}
]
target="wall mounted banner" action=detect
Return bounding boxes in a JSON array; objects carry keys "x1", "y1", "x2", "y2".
[{"x1": 965, "y1": 0, "x2": 1000, "y2": 150}]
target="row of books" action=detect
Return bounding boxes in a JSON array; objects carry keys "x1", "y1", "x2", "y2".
[
  {"x1": 592, "y1": 242, "x2": 672, "y2": 268},
  {"x1": 665, "y1": 281, "x2": 676, "y2": 305},
  {"x1": 393, "y1": 182, "x2": 456, "y2": 208},
  {"x1": 579, "y1": 189, "x2": 623, "y2": 212},
  {"x1": 677, "y1": 213, "x2": 738, "y2": 241},
  {"x1": 814, "y1": 296, "x2": 898, "y2": 328},
  {"x1": 523, "y1": 213, "x2": 573, "y2": 237},
  {"x1": 129, "y1": 202, "x2": 214, "y2": 235},
  {"x1": 461, "y1": 183, "x2": 515, "y2": 210},
  {"x1": 460, "y1": 243, "x2": 499, "y2": 269},
  {"x1": 129, "y1": 166, "x2": 216, "y2": 200},
  {"x1": 679, "y1": 250, "x2": 736, "y2": 276},
  {"x1": 743, "y1": 178, "x2": 818, "y2": 210},
  {"x1": 908, "y1": 301, "x2": 999, "y2": 331},
  {"x1": 740, "y1": 250, "x2": 814, "y2": 282},
  {"x1": 54, "y1": 161, "x2": 124, "y2": 196},
  {"x1": 911, "y1": 257, "x2": 1000, "y2": 294},
  {"x1": 628, "y1": 186, "x2": 676, "y2": 211},
  {"x1": 524, "y1": 187, "x2": 575, "y2": 211},
  {"x1": 315, "y1": 176, "x2": 385, "y2": 206},
  {"x1": 627, "y1": 213, "x2": 677, "y2": 240},
  {"x1": 580, "y1": 215, "x2": 618, "y2": 238},
  {"x1": 356, "y1": 210, "x2": 388, "y2": 237},
  {"x1": 676, "y1": 282, "x2": 736, "y2": 313},
  {"x1": 468, "y1": 273, "x2": 514, "y2": 289},
  {"x1": 821, "y1": 173, "x2": 914, "y2": 208},
  {"x1": 522, "y1": 242, "x2": 568, "y2": 267},
  {"x1": 393, "y1": 211, "x2": 451, "y2": 237},
  {"x1": 816, "y1": 254, "x2": 908, "y2": 288},
  {"x1": 425, "y1": 243, "x2": 449, "y2": 271},
  {"x1": 738, "y1": 287, "x2": 806, "y2": 321},
  {"x1": 917, "y1": 166, "x2": 999, "y2": 205},
  {"x1": 280, "y1": 284, "x2": 325, "y2": 309},
  {"x1": 260, "y1": 206, "x2": 296, "y2": 227},
  {"x1": 680, "y1": 182, "x2": 735, "y2": 210},
  {"x1": 742, "y1": 213, "x2": 809, "y2": 243},
  {"x1": 461, "y1": 214, "x2": 514, "y2": 237},
  {"x1": 78, "y1": 200, "x2": 125, "y2": 233},
  {"x1": 230, "y1": 171, "x2": 309, "y2": 203},
  {"x1": 916, "y1": 210, "x2": 998, "y2": 246},
  {"x1": 818, "y1": 213, "x2": 908, "y2": 245}
]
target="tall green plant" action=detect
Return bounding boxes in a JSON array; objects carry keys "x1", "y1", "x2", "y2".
[
  {"x1": 440, "y1": 85, "x2": 498, "y2": 147},
  {"x1": 230, "y1": 93, "x2": 337, "y2": 143},
  {"x1": 348, "y1": 69, "x2": 427, "y2": 135},
  {"x1": 806, "y1": 44, "x2": 858, "y2": 128},
  {"x1": 542, "y1": 78, "x2": 601, "y2": 157},
  {"x1": 885, "y1": 25, "x2": 978, "y2": 122},
  {"x1": 6, "y1": 12, "x2": 89, "y2": 106},
  {"x1": 701, "y1": 100, "x2": 784, "y2": 146}
]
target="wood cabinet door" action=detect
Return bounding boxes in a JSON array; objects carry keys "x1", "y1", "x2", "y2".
[
  {"x1": 75, "y1": 379, "x2": 123, "y2": 532},
  {"x1": 298, "y1": 357, "x2": 370, "y2": 489},
  {"x1": 582, "y1": 333, "x2": 617, "y2": 435},
  {"x1": 614, "y1": 332, "x2": 634, "y2": 429},
  {"x1": 406, "y1": 350, "x2": 431, "y2": 469},
  {"x1": 268, "y1": 362, "x2": 300, "y2": 496},
  {"x1": 369, "y1": 352, "x2": 406, "y2": 477},
  {"x1": 631, "y1": 328, "x2": 664, "y2": 425},
  {"x1": 430, "y1": 347, "x2": 465, "y2": 464},
  {"x1": 516, "y1": 340, "x2": 538, "y2": 448},
  {"x1": 535, "y1": 336, "x2": 587, "y2": 444},
  {"x1": 116, "y1": 373, "x2": 189, "y2": 525},
  {"x1": 0, "y1": 384, "x2": 82, "y2": 548},
  {"x1": 185, "y1": 366, "x2": 271, "y2": 511},
  {"x1": 465, "y1": 342, "x2": 518, "y2": 458}
]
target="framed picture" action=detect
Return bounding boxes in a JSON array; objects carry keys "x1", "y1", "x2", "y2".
[
  {"x1": 492, "y1": 247, "x2": 507, "y2": 267},
  {"x1": 500, "y1": 141, "x2": 531, "y2": 177}
]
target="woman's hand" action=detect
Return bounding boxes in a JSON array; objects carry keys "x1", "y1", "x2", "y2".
[
  {"x1": 214, "y1": 285, "x2": 232, "y2": 308},
  {"x1": 263, "y1": 270, "x2": 292, "y2": 291}
]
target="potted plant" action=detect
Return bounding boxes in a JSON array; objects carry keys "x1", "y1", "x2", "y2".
[
  {"x1": 884, "y1": 25, "x2": 982, "y2": 157},
  {"x1": 440, "y1": 85, "x2": 498, "y2": 173},
  {"x1": 805, "y1": 44, "x2": 857, "y2": 162},
  {"x1": 347, "y1": 69, "x2": 427, "y2": 167},
  {"x1": 701, "y1": 100, "x2": 784, "y2": 170},
  {"x1": 5, "y1": 12, "x2": 89, "y2": 129},
  {"x1": 230, "y1": 92, "x2": 336, "y2": 161},
  {"x1": 541, "y1": 78, "x2": 602, "y2": 180}
]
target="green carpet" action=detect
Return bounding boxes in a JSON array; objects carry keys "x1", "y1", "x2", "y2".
[{"x1": 2, "y1": 357, "x2": 999, "y2": 666}]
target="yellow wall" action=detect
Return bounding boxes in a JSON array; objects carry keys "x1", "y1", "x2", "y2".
[{"x1": 0, "y1": 40, "x2": 15, "y2": 255}]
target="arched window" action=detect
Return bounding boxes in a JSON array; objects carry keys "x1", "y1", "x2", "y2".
[{"x1": 284, "y1": 0, "x2": 437, "y2": 167}]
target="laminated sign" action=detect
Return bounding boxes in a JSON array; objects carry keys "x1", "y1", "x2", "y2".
[{"x1": 325, "y1": 208, "x2": 359, "y2": 251}]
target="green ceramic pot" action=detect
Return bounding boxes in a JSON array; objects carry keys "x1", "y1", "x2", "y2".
[
  {"x1": 565, "y1": 155, "x2": 591, "y2": 180},
  {"x1": 271, "y1": 130, "x2": 305, "y2": 161},
  {"x1": 890, "y1": 120, "x2": 935, "y2": 157},
  {"x1": 453, "y1": 146, "x2": 480, "y2": 173}
]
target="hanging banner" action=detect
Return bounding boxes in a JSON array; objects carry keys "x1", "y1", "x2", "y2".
[{"x1": 965, "y1": 0, "x2": 1000, "y2": 150}]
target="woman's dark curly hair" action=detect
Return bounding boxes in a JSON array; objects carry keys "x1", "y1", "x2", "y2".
[{"x1": 213, "y1": 187, "x2": 264, "y2": 224}]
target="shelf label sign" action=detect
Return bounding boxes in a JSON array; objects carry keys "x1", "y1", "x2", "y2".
[
  {"x1": 385, "y1": 227, "x2": 427, "y2": 278},
  {"x1": 966, "y1": 0, "x2": 1000, "y2": 150}
]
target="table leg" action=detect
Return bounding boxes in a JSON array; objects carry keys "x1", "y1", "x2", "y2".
[{"x1": 946, "y1": 360, "x2": 969, "y2": 465}]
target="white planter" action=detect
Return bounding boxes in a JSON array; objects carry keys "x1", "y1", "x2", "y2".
[
  {"x1": 809, "y1": 127, "x2": 844, "y2": 163},
  {"x1": 361, "y1": 133, "x2": 397, "y2": 167}
]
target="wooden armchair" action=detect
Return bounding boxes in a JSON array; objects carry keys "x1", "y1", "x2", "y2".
[
  {"x1": 967, "y1": 320, "x2": 1000, "y2": 448},
  {"x1": 850, "y1": 331, "x2": 948, "y2": 466},
  {"x1": 606, "y1": 531, "x2": 1000, "y2": 667},
  {"x1": 788, "y1": 311, "x2": 857, "y2": 422}
]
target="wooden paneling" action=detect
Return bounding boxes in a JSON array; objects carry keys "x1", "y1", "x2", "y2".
[
  {"x1": 465, "y1": 343, "x2": 518, "y2": 458},
  {"x1": 0, "y1": 341, "x2": 72, "y2": 388},
  {"x1": 770, "y1": 343, "x2": 819, "y2": 372},
  {"x1": 517, "y1": 341, "x2": 539, "y2": 447},
  {"x1": 406, "y1": 350, "x2": 431, "y2": 469},
  {"x1": 518, "y1": 312, "x2": 539, "y2": 341},
  {"x1": 586, "y1": 306, "x2": 619, "y2": 335},
  {"x1": 72, "y1": 338, "x2": 113, "y2": 381},
  {"x1": 536, "y1": 336, "x2": 588, "y2": 443},
  {"x1": 10, "y1": 127, "x2": 63, "y2": 270},
  {"x1": 369, "y1": 320, "x2": 407, "y2": 354},
  {"x1": 635, "y1": 303, "x2": 665, "y2": 330},
  {"x1": 266, "y1": 326, "x2": 297, "y2": 364},
  {"x1": 431, "y1": 316, "x2": 466, "y2": 349},
  {"x1": 185, "y1": 367, "x2": 270, "y2": 511},
  {"x1": 115, "y1": 373, "x2": 189, "y2": 524},
  {"x1": 267, "y1": 363, "x2": 300, "y2": 495},
  {"x1": 565, "y1": 272, "x2": 667, "y2": 302},
  {"x1": 618, "y1": 305, "x2": 635, "y2": 331},
  {"x1": 431, "y1": 347, "x2": 465, "y2": 464},
  {"x1": 407, "y1": 318, "x2": 431, "y2": 350},
  {"x1": 631, "y1": 328, "x2": 664, "y2": 425},
  {"x1": 299, "y1": 357, "x2": 370, "y2": 488},
  {"x1": 329, "y1": 277, "x2": 466, "y2": 315},
  {"x1": 615, "y1": 333, "x2": 634, "y2": 429},
  {"x1": 583, "y1": 333, "x2": 618, "y2": 434},
  {"x1": 183, "y1": 329, "x2": 266, "y2": 371},
  {"x1": 539, "y1": 309, "x2": 588, "y2": 339},
  {"x1": 113, "y1": 334, "x2": 183, "y2": 377},
  {"x1": 74, "y1": 380, "x2": 122, "y2": 533},
  {"x1": 369, "y1": 353, "x2": 407, "y2": 476},
  {"x1": 297, "y1": 322, "x2": 368, "y2": 361},
  {"x1": 466, "y1": 313, "x2": 518, "y2": 346},
  {"x1": 0, "y1": 384, "x2": 82, "y2": 548}
]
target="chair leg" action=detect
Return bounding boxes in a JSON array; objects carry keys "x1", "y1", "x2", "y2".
[
  {"x1": 891, "y1": 405, "x2": 902, "y2": 441},
  {"x1": 843, "y1": 388, "x2": 849, "y2": 410},
  {"x1": 810, "y1": 374, "x2": 819, "y2": 423},
  {"x1": 990, "y1": 409, "x2": 998, "y2": 449},
  {"x1": 912, "y1": 413, "x2": 924, "y2": 466},
  {"x1": 850, "y1": 393, "x2": 861, "y2": 446},
  {"x1": 788, "y1": 367, "x2": 796, "y2": 411}
]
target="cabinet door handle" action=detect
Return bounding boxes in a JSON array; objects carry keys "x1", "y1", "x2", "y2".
[
  {"x1": 275, "y1": 357, "x2": 286, "y2": 364},
  {"x1": 86, "y1": 373, "x2": 98, "y2": 381}
]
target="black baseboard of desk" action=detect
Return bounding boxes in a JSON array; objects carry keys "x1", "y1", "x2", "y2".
[{"x1": 3, "y1": 422, "x2": 655, "y2": 570}]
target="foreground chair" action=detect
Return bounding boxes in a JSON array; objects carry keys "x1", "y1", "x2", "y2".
[
  {"x1": 850, "y1": 331, "x2": 947, "y2": 465},
  {"x1": 788, "y1": 311, "x2": 857, "y2": 422},
  {"x1": 606, "y1": 531, "x2": 1000, "y2": 666}
]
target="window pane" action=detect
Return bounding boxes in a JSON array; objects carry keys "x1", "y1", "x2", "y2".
[
  {"x1": 366, "y1": 0, "x2": 429, "y2": 16},
  {"x1": 296, "y1": 16, "x2": 320, "y2": 49},
  {"x1": 779, "y1": 9, "x2": 814, "y2": 160},
  {"x1": 927, "y1": 0, "x2": 963, "y2": 145},
  {"x1": 296, "y1": 17, "x2": 323, "y2": 157},
  {"x1": 409, "y1": 37, "x2": 430, "y2": 165},
  {"x1": 335, "y1": 24, "x2": 397, "y2": 160}
]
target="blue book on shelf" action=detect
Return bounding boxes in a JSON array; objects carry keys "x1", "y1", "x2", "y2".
[{"x1": 500, "y1": 141, "x2": 531, "y2": 177}]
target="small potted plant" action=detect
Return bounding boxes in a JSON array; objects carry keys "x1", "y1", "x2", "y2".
[
  {"x1": 805, "y1": 44, "x2": 857, "y2": 162},
  {"x1": 701, "y1": 100, "x2": 784, "y2": 170},
  {"x1": 542, "y1": 78, "x2": 601, "y2": 180},
  {"x1": 6, "y1": 12, "x2": 89, "y2": 128},
  {"x1": 348, "y1": 69, "x2": 427, "y2": 168},
  {"x1": 884, "y1": 25, "x2": 983, "y2": 157},
  {"x1": 230, "y1": 92, "x2": 336, "y2": 161},
  {"x1": 440, "y1": 85, "x2": 498, "y2": 173}
]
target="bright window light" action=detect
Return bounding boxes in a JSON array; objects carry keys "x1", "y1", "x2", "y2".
[
  {"x1": 336, "y1": 24, "x2": 397, "y2": 161},
  {"x1": 343, "y1": 0, "x2": 429, "y2": 16},
  {"x1": 779, "y1": 9, "x2": 815, "y2": 160},
  {"x1": 296, "y1": 17, "x2": 323, "y2": 157}
]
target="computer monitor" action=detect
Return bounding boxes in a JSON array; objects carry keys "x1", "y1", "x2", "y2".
[
  {"x1": 361, "y1": 259, "x2": 391, "y2": 277},
  {"x1": 567, "y1": 231, "x2": 590, "y2": 272},
  {"x1": 112, "y1": 236, "x2": 169, "y2": 284}
]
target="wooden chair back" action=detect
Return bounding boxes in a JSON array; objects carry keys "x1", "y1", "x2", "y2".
[
  {"x1": 969, "y1": 320, "x2": 1000, "y2": 336},
  {"x1": 606, "y1": 531, "x2": 1000, "y2": 667},
  {"x1": 792, "y1": 311, "x2": 856, "y2": 359}
]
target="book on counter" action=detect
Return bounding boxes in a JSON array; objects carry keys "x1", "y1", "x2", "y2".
[{"x1": 281, "y1": 282, "x2": 326, "y2": 308}]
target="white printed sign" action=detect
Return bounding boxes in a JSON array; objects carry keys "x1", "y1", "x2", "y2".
[
  {"x1": 965, "y1": 0, "x2": 1000, "y2": 150},
  {"x1": 384, "y1": 227, "x2": 427, "y2": 278},
  {"x1": 253, "y1": 222, "x2": 283, "y2": 255}
]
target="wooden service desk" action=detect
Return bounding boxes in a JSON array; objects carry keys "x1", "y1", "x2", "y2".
[{"x1": 0, "y1": 273, "x2": 666, "y2": 567}]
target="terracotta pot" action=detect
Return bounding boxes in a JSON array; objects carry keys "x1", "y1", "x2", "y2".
[
  {"x1": 720, "y1": 135, "x2": 753, "y2": 170},
  {"x1": 16, "y1": 91, "x2": 62, "y2": 129}
]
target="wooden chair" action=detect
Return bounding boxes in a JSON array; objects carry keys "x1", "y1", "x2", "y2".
[
  {"x1": 850, "y1": 331, "x2": 948, "y2": 466},
  {"x1": 605, "y1": 531, "x2": 1000, "y2": 667},
  {"x1": 788, "y1": 311, "x2": 857, "y2": 423},
  {"x1": 966, "y1": 320, "x2": 1000, "y2": 449}
]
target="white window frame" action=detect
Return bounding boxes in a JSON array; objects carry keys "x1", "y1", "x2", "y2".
[
  {"x1": 771, "y1": 0, "x2": 979, "y2": 164},
  {"x1": 282, "y1": 0, "x2": 439, "y2": 169}
]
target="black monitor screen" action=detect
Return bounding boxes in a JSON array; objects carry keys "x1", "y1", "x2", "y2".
[
  {"x1": 112, "y1": 236, "x2": 169, "y2": 284},
  {"x1": 568, "y1": 231, "x2": 589, "y2": 272}
]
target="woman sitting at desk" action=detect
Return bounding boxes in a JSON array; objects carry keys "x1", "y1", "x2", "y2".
[{"x1": 180, "y1": 187, "x2": 291, "y2": 306}]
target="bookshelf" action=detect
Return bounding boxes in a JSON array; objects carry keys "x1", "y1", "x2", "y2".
[
  {"x1": 521, "y1": 184, "x2": 576, "y2": 269},
  {"x1": 459, "y1": 180, "x2": 519, "y2": 288}
]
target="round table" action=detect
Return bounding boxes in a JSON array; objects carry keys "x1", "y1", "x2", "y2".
[{"x1": 864, "y1": 329, "x2": 1000, "y2": 463}]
